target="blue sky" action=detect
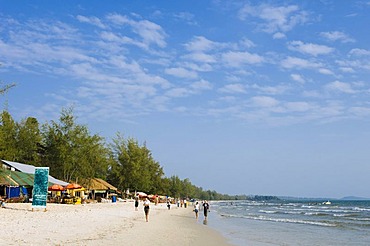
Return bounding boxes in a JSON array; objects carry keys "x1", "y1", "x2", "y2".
[{"x1": 1, "y1": 1, "x2": 370, "y2": 198}]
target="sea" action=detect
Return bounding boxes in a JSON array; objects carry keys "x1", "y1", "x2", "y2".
[{"x1": 202, "y1": 199, "x2": 370, "y2": 246}]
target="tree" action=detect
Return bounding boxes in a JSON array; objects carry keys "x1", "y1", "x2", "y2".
[
  {"x1": 109, "y1": 133, "x2": 164, "y2": 193},
  {"x1": 169, "y1": 175, "x2": 183, "y2": 198},
  {"x1": 0, "y1": 110, "x2": 18, "y2": 160},
  {"x1": 42, "y1": 108, "x2": 110, "y2": 182},
  {"x1": 16, "y1": 117, "x2": 42, "y2": 165}
]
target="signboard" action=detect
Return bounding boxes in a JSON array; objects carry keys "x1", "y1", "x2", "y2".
[{"x1": 32, "y1": 167, "x2": 49, "y2": 209}]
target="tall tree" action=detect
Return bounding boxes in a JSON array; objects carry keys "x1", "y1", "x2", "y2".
[
  {"x1": 0, "y1": 110, "x2": 18, "y2": 160},
  {"x1": 169, "y1": 175, "x2": 183, "y2": 198},
  {"x1": 42, "y1": 108, "x2": 110, "y2": 182},
  {"x1": 16, "y1": 117, "x2": 42, "y2": 165},
  {"x1": 109, "y1": 133, "x2": 164, "y2": 193}
]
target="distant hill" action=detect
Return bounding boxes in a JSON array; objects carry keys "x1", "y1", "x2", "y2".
[{"x1": 341, "y1": 196, "x2": 370, "y2": 200}]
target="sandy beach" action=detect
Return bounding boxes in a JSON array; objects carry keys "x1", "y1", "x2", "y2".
[{"x1": 0, "y1": 201, "x2": 232, "y2": 246}]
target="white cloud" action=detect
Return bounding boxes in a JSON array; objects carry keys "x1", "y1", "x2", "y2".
[
  {"x1": 106, "y1": 14, "x2": 167, "y2": 48},
  {"x1": 349, "y1": 107, "x2": 370, "y2": 117},
  {"x1": 181, "y1": 62, "x2": 213, "y2": 72},
  {"x1": 318, "y1": 68, "x2": 334, "y2": 75},
  {"x1": 182, "y1": 52, "x2": 217, "y2": 63},
  {"x1": 325, "y1": 81, "x2": 356, "y2": 94},
  {"x1": 164, "y1": 67, "x2": 198, "y2": 79},
  {"x1": 281, "y1": 56, "x2": 320, "y2": 69},
  {"x1": 339, "y1": 67, "x2": 355, "y2": 73},
  {"x1": 288, "y1": 41, "x2": 334, "y2": 56},
  {"x1": 164, "y1": 79, "x2": 212, "y2": 98},
  {"x1": 284, "y1": 101, "x2": 314, "y2": 112},
  {"x1": 250, "y1": 96, "x2": 279, "y2": 107},
  {"x1": 349, "y1": 48, "x2": 370, "y2": 56},
  {"x1": 100, "y1": 31, "x2": 146, "y2": 49},
  {"x1": 76, "y1": 15, "x2": 106, "y2": 29},
  {"x1": 173, "y1": 12, "x2": 198, "y2": 26},
  {"x1": 184, "y1": 36, "x2": 218, "y2": 52},
  {"x1": 190, "y1": 79, "x2": 213, "y2": 91},
  {"x1": 251, "y1": 84, "x2": 289, "y2": 95},
  {"x1": 273, "y1": 32, "x2": 286, "y2": 39},
  {"x1": 218, "y1": 84, "x2": 247, "y2": 94},
  {"x1": 239, "y1": 38, "x2": 256, "y2": 48},
  {"x1": 291, "y1": 73, "x2": 305, "y2": 83},
  {"x1": 238, "y1": 4, "x2": 308, "y2": 33},
  {"x1": 165, "y1": 87, "x2": 190, "y2": 98},
  {"x1": 222, "y1": 51, "x2": 264, "y2": 67},
  {"x1": 303, "y1": 90, "x2": 321, "y2": 98},
  {"x1": 320, "y1": 31, "x2": 355, "y2": 43}
]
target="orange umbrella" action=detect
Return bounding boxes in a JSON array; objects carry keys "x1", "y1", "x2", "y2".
[
  {"x1": 65, "y1": 183, "x2": 82, "y2": 189},
  {"x1": 48, "y1": 184, "x2": 65, "y2": 191}
]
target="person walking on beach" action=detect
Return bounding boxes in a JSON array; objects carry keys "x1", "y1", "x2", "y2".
[
  {"x1": 143, "y1": 198, "x2": 150, "y2": 222},
  {"x1": 134, "y1": 197, "x2": 139, "y2": 211},
  {"x1": 194, "y1": 201, "x2": 200, "y2": 219},
  {"x1": 203, "y1": 200, "x2": 210, "y2": 219}
]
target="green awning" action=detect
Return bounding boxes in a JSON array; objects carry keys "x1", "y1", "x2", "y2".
[
  {"x1": 0, "y1": 173, "x2": 18, "y2": 186},
  {"x1": 9, "y1": 171, "x2": 35, "y2": 186},
  {"x1": 0, "y1": 170, "x2": 53, "y2": 186}
]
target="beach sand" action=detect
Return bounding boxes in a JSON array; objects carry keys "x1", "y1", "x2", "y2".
[{"x1": 0, "y1": 201, "x2": 232, "y2": 246}]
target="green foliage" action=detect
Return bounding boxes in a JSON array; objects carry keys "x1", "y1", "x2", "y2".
[
  {"x1": 108, "y1": 133, "x2": 164, "y2": 194},
  {"x1": 16, "y1": 117, "x2": 42, "y2": 165},
  {"x1": 41, "y1": 108, "x2": 110, "y2": 182},
  {"x1": 0, "y1": 111, "x2": 18, "y2": 160}
]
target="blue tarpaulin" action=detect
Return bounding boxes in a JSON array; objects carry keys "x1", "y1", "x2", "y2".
[{"x1": 6, "y1": 186, "x2": 28, "y2": 199}]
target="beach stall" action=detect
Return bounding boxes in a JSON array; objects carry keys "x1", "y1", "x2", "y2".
[
  {"x1": 0, "y1": 170, "x2": 39, "y2": 202},
  {"x1": 48, "y1": 184, "x2": 65, "y2": 203},
  {"x1": 80, "y1": 178, "x2": 118, "y2": 202},
  {"x1": 63, "y1": 183, "x2": 85, "y2": 204}
]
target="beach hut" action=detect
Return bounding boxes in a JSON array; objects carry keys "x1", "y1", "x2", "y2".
[
  {"x1": 79, "y1": 178, "x2": 118, "y2": 201},
  {"x1": 1, "y1": 160, "x2": 68, "y2": 186},
  {"x1": 0, "y1": 170, "x2": 51, "y2": 202},
  {"x1": 48, "y1": 184, "x2": 65, "y2": 203},
  {"x1": 64, "y1": 183, "x2": 85, "y2": 204}
]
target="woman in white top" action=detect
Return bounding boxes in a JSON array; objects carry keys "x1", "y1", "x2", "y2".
[
  {"x1": 194, "y1": 201, "x2": 200, "y2": 219},
  {"x1": 143, "y1": 198, "x2": 150, "y2": 222}
]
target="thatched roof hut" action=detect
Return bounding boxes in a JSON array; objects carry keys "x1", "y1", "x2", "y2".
[{"x1": 79, "y1": 178, "x2": 117, "y2": 200}]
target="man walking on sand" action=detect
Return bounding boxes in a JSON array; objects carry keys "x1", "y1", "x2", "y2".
[{"x1": 203, "y1": 200, "x2": 209, "y2": 219}]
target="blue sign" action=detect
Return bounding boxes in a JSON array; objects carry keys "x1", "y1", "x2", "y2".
[{"x1": 32, "y1": 167, "x2": 49, "y2": 208}]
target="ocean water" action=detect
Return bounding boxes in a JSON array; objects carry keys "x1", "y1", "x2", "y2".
[{"x1": 203, "y1": 200, "x2": 370, "y2": 246}]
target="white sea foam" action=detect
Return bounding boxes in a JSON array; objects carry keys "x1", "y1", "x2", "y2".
[
  {"x1": 219, "y1": 213, "x2": 335, "y2": 227},
  {"x1": 346, "y1": 217, "x2": 370, "y2": 221},
  {"x1": 259, "y1": 210, "x2": 277, "y2": 214},
  {"x1": 353, "y1": 207, "x2": 370, "y2": 212},
  {"x1": 333, "y1": 213, "x2": 352, "y2": 217}
]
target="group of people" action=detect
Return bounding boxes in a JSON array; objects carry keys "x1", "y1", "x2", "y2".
[
  {"x1": 134, "y1": 197, "x2": 210, "y2": 223},
  {"x1": 193, "y1": 200, "x2": 209, "y2": 220}
]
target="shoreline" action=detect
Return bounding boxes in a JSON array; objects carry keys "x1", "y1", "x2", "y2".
[{"x1": 0, "y1": 201, "x2": 233, "y2": 245}]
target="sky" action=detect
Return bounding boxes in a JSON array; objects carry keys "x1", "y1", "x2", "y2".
[{"x1": 1, "y1": 1, "x2": 370, "y2": 199}]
